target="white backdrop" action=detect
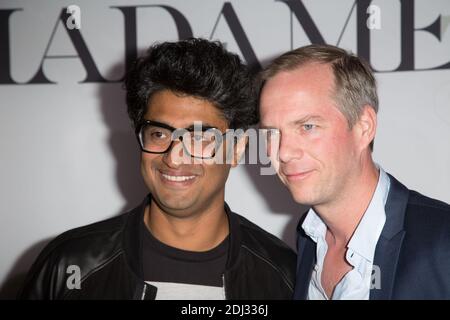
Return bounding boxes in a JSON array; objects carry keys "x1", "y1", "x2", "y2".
[{"x1": 1, "y1": 0, "x2": 449, "y2": 298}]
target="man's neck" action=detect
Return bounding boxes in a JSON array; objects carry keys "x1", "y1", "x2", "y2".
[
  {"x1": 144, "y1": 199, "x2": 229, "y2": 252},
  {"x1": 314, "y1": 160, "x2": 380, "y2": 246}
]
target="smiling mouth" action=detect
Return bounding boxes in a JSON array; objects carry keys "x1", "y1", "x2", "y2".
[
  {"x1": 161, "y1": 173, "x2": 196, "y2": 182},
  {"x1": 284, "y1": 170, "x2": 314, "y2": 181}
]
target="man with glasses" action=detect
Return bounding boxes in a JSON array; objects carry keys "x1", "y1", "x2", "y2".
[
  {"x1": 19, "y1": 38, "x2": 296, "y2": 300},
  {"x1": 259, "y1": 44, "x2": 450, "y2": 299}
]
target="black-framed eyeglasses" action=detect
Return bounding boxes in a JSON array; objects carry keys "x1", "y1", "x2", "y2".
[{"x1": 136, "y1": 120, "x2": 227, "y2": 159}]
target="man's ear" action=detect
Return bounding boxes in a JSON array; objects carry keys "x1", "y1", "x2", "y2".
[
  {"x1": 355, "y1": 105, "x2": 377, "y2": 151},
  {"x1": 231, "y1": 134, "x2": 248, "y2": 167}
]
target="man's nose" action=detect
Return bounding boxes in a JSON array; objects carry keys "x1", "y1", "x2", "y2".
[
  {"x1": 278, "y1": 133, "x2": 304, "y2": 163},
  {"x1": 162, "y1": 140, "x2": 190, "y2": 167}
]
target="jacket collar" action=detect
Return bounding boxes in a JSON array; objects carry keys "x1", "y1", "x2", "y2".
[
  {"x1": 122, "y1": 195, "x2": 148, "y2": 279},
  {"x1": 294, "y1": 212, "x2": 316, "y2": 300},
  {"x1": 122, "y1": 194, "x2": 242, "y2": 279},
  {"x1": 378, "y1": 173, "x2": 409, "y2": 240},
  {"x1": 224, "y1": 202, "x2": 242, "y2": 270},
  {"x1": 370, "y1": 173, "x2": 409, "y2": 300}
]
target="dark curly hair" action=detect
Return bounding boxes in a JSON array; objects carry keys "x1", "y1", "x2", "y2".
[{"x1": 124, "y1": 38, "x2": 258, "y2": 130}]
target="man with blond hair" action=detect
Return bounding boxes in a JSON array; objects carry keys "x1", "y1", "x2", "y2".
[{"x1": 259, "y1": 44, "x2": 450, "y2": 300}]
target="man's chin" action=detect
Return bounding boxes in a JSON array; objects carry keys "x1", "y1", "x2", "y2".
[
  {"x1": 288, "y1": 188, "x2": 317, "y2": 206},
  {"x1": 155, "y1": 197, "x2": 197, "y2": 217}
]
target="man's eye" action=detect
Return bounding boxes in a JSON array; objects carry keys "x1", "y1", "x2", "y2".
[
  {"x1": 303, "y1": 124, "x2": 316, "y2": 131},
  {"x1": 151, "y1": 131, "x2": 166, "y2": 139}
]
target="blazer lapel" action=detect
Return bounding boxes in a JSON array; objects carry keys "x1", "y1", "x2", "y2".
[
  {"x1": 370, "y1": 174, "x2": 409, "y2": 300},
  {"x1": 294, "y1": 227, "x2": 316, "y2": 300},
  {"x1": 370, "y1": 231, "x2": 405, "y2": 299}
]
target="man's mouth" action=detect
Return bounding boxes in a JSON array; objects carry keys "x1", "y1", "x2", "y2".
[
  {"x1": 283, "y1": 170, "x2": 315, "y2": 181},
  {"x1": 161, "y1": 173, "x2": 196, "y2": 182},
  {"x1": 157, "y1": 169, "x2": 199, "y2": 187}
]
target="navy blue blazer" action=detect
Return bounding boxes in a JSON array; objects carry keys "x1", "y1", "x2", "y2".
[{"x1": 294, "y1": 173, "x2": 450, "y2": 299}]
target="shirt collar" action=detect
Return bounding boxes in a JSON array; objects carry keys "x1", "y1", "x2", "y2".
[
  {"x1": 302, "y1": 207, "x2": 326, "y2": 243},
  {"x1": 301, "y1": 165, "x2": 391, "y2": 263},
  {"x1": 347, "y1": 166, "x2": 390, "y2": 262}
]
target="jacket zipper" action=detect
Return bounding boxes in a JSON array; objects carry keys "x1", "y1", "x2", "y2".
[
  {"x1": 141, "y1": 283, "x2": 147, "y2": 300},
  {"x1": 222, "y1": 274, "x2": 227, "y2": 300}
]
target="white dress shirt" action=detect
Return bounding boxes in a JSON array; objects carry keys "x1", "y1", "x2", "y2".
[{"x1": 302, "y1": 166, "x2": 391, "y2": 300}]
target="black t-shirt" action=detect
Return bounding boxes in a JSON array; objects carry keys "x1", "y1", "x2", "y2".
[{"x1": 141, "y1": 220, "x2": 229, "y2": 299}]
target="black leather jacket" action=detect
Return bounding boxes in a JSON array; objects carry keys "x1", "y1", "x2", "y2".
[{"x1": 19, "y1": 195, "x2": 296, "y2": 300}]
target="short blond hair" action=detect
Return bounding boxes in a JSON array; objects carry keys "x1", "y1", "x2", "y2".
[{"x1": 261, "y1": 44, "x2": 378, "y2": 149}]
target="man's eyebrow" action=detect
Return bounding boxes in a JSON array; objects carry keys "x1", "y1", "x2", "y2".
[
  {"x1": 144, "y1": 119, "x2": 217, "y2": 131},
  {"x1": 143, "y1": 119, "x2": 174, "y2": 128},
  {"x1": 291, "y1": 115, "x2": 324, "y2": 125},
  {"x1": 259, "y1": 124, "x2": 277, "y2": 129},
  {"x1": 186, "y1": 123, "x2": 216, "y2": 131},
  {"x1": 259, "y1": 116, "x2": 324, "y2": 130}
]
